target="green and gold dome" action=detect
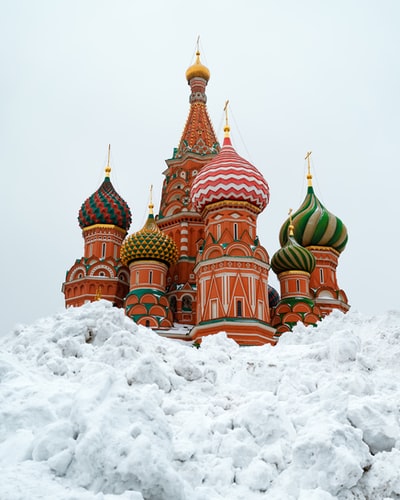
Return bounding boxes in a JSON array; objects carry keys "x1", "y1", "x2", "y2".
[
  {"x1": 78, "y1": 148, "x2": 132, "y2": 231},
  {"x1": 279, "y1": 161, "x2": 348, "y2": 253},
  {"x1": 272, "y1": 222, "x2": 316, "y2": 275},
  {"x1": 121, "y1": 202, "x2": 178, "y2": 267}
]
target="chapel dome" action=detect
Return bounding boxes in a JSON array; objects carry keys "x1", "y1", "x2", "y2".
[
  {"x1": 121, "y1": 212, "x2": 178, "y2": 267},
  {"x1": 191, "y1": 135, "x2": 270, "y2": 213},
  {"x1": 78, "y1": 174, "x2": 132, "y2": 231},
  {"x1": 279, "y1": 185, "x2": 348, "y2": 253},
  {"x1": 272, "y1": 227, "x2": 316, "y2": 275}
]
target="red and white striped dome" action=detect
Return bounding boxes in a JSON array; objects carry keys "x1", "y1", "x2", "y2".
[{"x1": 191, "y1": 136, "x2": 270, "y2": 213}]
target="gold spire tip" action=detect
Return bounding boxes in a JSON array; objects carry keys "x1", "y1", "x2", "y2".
[
  {"x1": 149, "y1": 184, "x2": 154, "y2": 215},
  {"x1": 105, "y1": 144, "x2": 111, "y2": 177},
  {"x1": 223, "y1": 100, "x2": 230, "y2": 137},
  {"x1": 288, "y1": 208, "x2": 294, "y2": 237},
  {"x1": 305, "y1": 150, "x2": 312, "y2": 186}
]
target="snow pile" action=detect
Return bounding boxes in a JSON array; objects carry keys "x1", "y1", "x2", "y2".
[{"x1": 1, "y1": 301, "x2": 400, "y2": 499}]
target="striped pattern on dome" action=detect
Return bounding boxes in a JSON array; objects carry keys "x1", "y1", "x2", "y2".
[
  {"x1": 271, "y1": 233, "x2": 316, "y2": 275},
  {"x1": 191, "y1": 137, "x2": 270, "y2": 213},
  {"x1": 79, "y1": 177, "x2": 132, "y2": 231},
  {"x1": 121, "y1": 214, "x2": 178, "y2": 267},
  {"x1": 279, "y1": 186, "x2": 348, "y2": 253}
]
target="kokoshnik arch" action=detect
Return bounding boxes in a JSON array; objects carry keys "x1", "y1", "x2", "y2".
[{"x1": 62, "y1": 48, "x2": 349, "y2": 346}]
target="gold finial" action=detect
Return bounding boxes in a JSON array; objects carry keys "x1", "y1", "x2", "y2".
[
  {"x1": 288, "y1": 208, "x2": 294, "y2": 237},
  {"x1": 195, "y1": 35, "x2": 201, "y2": 60},
  {"x1": 305, "y1": 150, "x2": 312, "y2": 186},
  {"x1": 149, "y1": 184, "x2": 154, "y2": 215},
  {"x1": 223, "y1": 100, "x2": 230, "y2": 137},
  {"x1": 95, "y1": 285, "x2": 102, "y2": 300},
  {"x1": 105, "y1": 144, "x2": 111, "y2": 178}
]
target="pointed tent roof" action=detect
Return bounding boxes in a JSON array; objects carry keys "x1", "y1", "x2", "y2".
[{"x1": 174, "y1": 49, "x2": 220, "y2": 158}]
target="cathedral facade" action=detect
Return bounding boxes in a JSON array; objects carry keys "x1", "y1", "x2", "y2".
[{"x1": 62, "y1": 50, "x2": 349, "y2": 346}]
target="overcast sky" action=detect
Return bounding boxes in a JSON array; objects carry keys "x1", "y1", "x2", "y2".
[{"x1": 1, "y1": 0, "x2": 399, "y2": 334}]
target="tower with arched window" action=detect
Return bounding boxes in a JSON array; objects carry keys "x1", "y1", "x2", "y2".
[{"x1": 62, "y1": 148, "x2": 131, "y2": 307}]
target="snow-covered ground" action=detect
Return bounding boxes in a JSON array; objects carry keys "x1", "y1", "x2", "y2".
[{"x1": 1, "y1": 301, "x2": 400, "y2": 500}]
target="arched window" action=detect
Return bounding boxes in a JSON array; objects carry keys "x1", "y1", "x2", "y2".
[
  {"x1": 182, "y1": 295, "x2": 192, "y2": 311},
  {"x1": 237, "y1": 300, "x2": 242, "y2": 317},
  {"x1": 169, "y1": 296, "x2": 177, "y2": 314},
  {"x1": 233, "y1": 223, "x2": 238, "y2": 240}
]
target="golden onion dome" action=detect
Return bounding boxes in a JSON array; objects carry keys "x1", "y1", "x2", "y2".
[
  {"x1": 186, "y1": 51, "x2": 210, "y2": 82},
  {"x1": 120, "y1": 212, "x2": 178, "y2": 267}
]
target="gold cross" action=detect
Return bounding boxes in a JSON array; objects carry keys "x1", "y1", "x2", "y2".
[
  {"x1": 105, "y1": 144, "x2": 111, "y2": 177},
  {"x1": 305, "y1": 151, "x2": 313, "y2": 186},
  {"x1": 223, "y1": 100, "x2": 230, "y2": 137}
]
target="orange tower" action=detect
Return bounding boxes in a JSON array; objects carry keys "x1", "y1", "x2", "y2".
[
  {"x1": 121, "y1": 190, "x2": 178, "y2": 328},
  {"x1": 62, "y1": 147, "x2": 131, "y2": 307},
  {"x1": 278, "y1": 152, "x2": 349, "y2": 316},
  {"x1": 271, "y1": 210, "x2": 322, "y2": 335},
  {"x1": 157, "y1": 46, "x2": 220, "y2": 325},
  {"x1": 189, "y1": 105, "x2": 276, "y2": 346}
]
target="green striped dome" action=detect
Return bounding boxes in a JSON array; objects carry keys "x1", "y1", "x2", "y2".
[
  {"x1": 279, "y1": 186, "x2": 348, "y2": 253},
  {"x1": 121, "y1": 213, "x2": 178, "y2": 267},
  {"x1": 272, "y1": 231, "x2": 316, "y2": 275}
]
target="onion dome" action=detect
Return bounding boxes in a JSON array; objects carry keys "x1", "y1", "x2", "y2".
[
  {"x1": 121, "y1": 200, "x2": 178, "y2": 267},
  {"x1": 186, "y1": 50, "x2": 210, "y2": 82},
  {"x1": 279, "y1": 156, "x2": 348, "y2": 253},
  {"x1": 272, "y1": 223, "x2": 316, "y2": 275},
  {"x1": 268, "y1": 285, "x2": 280, "y2": 308},
  {"x1": 78, "y1": 150, "x2": 131, "y2": 231},
  {"x1": 191, "y1": 113, "x2": 270, "y2": 213}
]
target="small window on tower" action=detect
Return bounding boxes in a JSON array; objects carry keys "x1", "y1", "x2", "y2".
[
  {"x1": 296, "y1": 279, "x2": 300, "y2": 292},
  {"x1": 101, "y1": 243, "x2": 106, "y2": 259},
  {"x1": 320, "y1": 269, "x2": 324, "y2": 284},
  {"x1": 237, "y1": 300, "x2": 243, "y2": 317},
  {"x1": 233, "y1": 223, "x2": 238, "y2": 240},
  {"x1": 149, "y1": 271, "x2": 153, "y2": 284}
]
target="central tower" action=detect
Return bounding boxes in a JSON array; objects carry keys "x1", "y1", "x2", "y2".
[{"x1": 157, "y1": 48, "x2": 220, "y2": 325}]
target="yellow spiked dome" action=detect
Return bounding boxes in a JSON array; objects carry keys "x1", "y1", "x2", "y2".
[{"x1": 121, "y1": 207, "x2": 178, "y2": 267}]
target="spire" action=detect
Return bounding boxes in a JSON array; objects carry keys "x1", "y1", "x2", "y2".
[
  {"x1": 142, "y1": 185, "x2": 159, "y2": 233},
  {"x1": 105, "y1": 144, "x2": 111, "y2": 178},
  {"x1": 223, "y1": 100, "x2": 231, "y2": 138},
  {"x1": 288, "y1": 208, "x2": 294, "y2": 236},
  {"x1": 149, "y1": 184, "x2": 154, "y2": 215},
  {"x1": 305, "y1": 151, "x2": 312, "y2": 187}
]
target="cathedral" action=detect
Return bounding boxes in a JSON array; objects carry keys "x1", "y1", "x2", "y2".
[{"x1": 62, "y1": 49, "x2": 349, "y2": 346}]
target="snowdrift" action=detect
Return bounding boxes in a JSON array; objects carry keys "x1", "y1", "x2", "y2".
[{"x1": 1, "y1": 301, "x2": 400, "y2": 499}]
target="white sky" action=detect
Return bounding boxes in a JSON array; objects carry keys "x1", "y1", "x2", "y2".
[{"x1": 1, "y1": 0, "x2": 399, "y2": 334}]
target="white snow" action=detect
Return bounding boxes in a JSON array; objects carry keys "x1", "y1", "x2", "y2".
[{"x1": 1, "y1": 301, "x2": 400, "y2": 499}]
